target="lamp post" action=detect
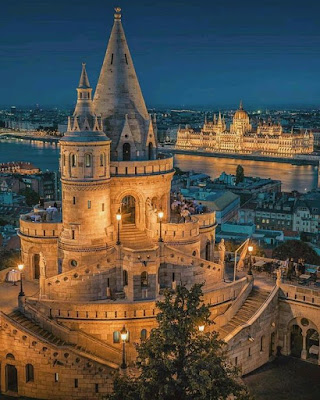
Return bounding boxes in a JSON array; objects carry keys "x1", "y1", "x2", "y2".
[
  {"x1": 158, "y1": 210, "x2": 164, "y2": 242},
  {"x1": 116, "y1": 209, "x2": 122, "y2": 245},
  {"x1": 248, "y1": 245, "x2": 253, "y2": 275},
  {"x1": 18, "y1": 264, "x2": 25, "y2": 297},
  {"x1": 120, "y1": 325, "x2": 128, "y2": 369}
]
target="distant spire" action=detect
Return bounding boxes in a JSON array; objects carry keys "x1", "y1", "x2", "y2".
[
  {"x1": 204, "y1": 113, "x2": 207, "y2": 124},
  {"x1": 218, "y1": 111, "x2": 222, "y2": 123},
  {"x1": 78, "y1": 63, "x2": 90, "y2": 88},
  {"x1": 239, "y1": 100, "x2": 243, "y2": 110}
]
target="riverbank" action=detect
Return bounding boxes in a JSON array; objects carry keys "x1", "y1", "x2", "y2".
[
  {"x1": 160, "y1": 146, "x2": 320, "y2": 166},
  {"x1": 0, "y1": 132, "x2": 60, "y2": 144}
]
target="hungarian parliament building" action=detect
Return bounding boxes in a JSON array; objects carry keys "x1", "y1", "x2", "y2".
[{"x1": 175, "y1": 102, "x2": 314, "y2": 157}]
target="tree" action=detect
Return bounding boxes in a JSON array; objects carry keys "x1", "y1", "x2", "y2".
[
  {"x1": 235, "y1": 165, "x2": 244, "y2": 185},
  {"x1": 19, "y1": 187, "x2": 40, "y2": 207},
  {"x1": 107, "y1": 284, "x2": 251, "y2": 400},
  {"x1": 272, "y1": 240, "x2": 320, "y2": 265},
  {"x1": 0, "y1": 249, "x2": 20, "y2": 271}
]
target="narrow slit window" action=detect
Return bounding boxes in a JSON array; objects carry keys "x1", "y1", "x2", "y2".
[
  {"x1": 88, "y1": 200, "x2": 91, "y2": 209},
  {"x1": 124, "y1": 54, "x2": 128, "y2": 64},
  {"x1": 72, "y1": 230, "x2": 75, "y2": 240},
  {"x1": 111, "y1": 53, "x2": 114, "y2": 65},
  {"x1": 55, "y1": 373, "x2": 59, "y2": 382}
]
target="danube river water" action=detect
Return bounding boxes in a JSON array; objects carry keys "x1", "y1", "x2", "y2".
[{"x1": 0, "y1": 138, "x2": 318, "y2": 192}]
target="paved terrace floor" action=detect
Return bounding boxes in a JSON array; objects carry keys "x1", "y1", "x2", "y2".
[
  {"x1": 244, "y1": 356, "x2": 320, "y2": 400},
  {"x1": 0, "y1": 281, "x2": 39, "y2": 314}
]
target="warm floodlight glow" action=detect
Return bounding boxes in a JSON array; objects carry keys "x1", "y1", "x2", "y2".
[
  {"x1": 120, "y1": 326, "x2": 128, "y2": 342},
  {"x1": 158, "y1": 211, "x2": 164, "y2": 219},
  {"x1": 18, "y1": 264, "x2": 24, "y2": 271},
  {"x1": 248, "y1": 245, "x2": 253, "y2": 253},
  {"x1": 198, "y1": 325, "x2": 205, "y2": 332},
  {"x1": 116, "y1": 209, "x2": 122, "y2": 221}
]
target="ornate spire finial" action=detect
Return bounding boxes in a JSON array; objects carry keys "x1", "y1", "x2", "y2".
[
  {"x1": 114, "y1": 7, "x2": 122, "y2": 20},
  {"x1": 239, "y1": 99, "x2": 243, "y2": 110}
]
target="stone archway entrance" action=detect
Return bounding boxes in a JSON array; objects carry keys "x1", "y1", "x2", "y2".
[
  {"x1": 33, "y1": 254, "x2": 40, "y2": 280},
  {"x1": 121, "y1": 195, "x2": 136, "y2": 224},
  {"x1": 5, "y1": 364, "x2": 18, "y2": 392},
  {"x1": 307, "y1": 329, "x2": 319, "y2": 360},
  {"x1": 290, "y1": 324, "x2": 303, "y2": 358}
]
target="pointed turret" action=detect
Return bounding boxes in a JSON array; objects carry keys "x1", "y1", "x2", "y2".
[
  {"x1": 239, "y1": 100, "x2": 243, "y2": 110},
  {"x1": 93, "y1": 8, "x2": 157, "y2": 161},
  {"x1": 62, "y1": 64, "x2": 107, "y2": 141},
  {"x1": 73, "y1": 63, "x2": 94, "y2": 119}
]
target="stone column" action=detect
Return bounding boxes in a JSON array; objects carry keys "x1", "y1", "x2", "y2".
[{"x1": 301, "y1": 333, "x2": 307, "y2": 360}]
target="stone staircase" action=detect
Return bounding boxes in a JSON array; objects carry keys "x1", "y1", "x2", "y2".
[
  {"x1": 219, "y1": 287, "x2": 270, "y2": 340},
  {"x1": 120, "y1": 224, "x2": 156, "y2": 250},
  {"x1": 7, "y1": 310, "x2": 118, "y2": 368}
]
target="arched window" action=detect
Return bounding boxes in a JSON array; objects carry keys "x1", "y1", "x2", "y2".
[
  {"x1": 85, "y1": 153, "x2": 92, "y2": 167},
  {"x1": 148, "y1": 142, "x2": 153, "y2": 160},
  {"x1": 71, "y1": 154, "x2": 77, "y2": 167},
  {"x1": 123, "y1": 143, "x2": 131, "y2": 161},
  {"x1": 62, "y1": 154, "x2": 65, "y2": 167},
  {"x1": 141, "y1": 329, "x2": 147, "y2": 341},
  {"x1": 123, "y1": 270, "x2": 128, "y2": 286},
  {"x1": 113, "y1": 331, "x2": 120, "y2": 343},
  {"x1": 26, "y1": 364, "x2": 34, "y2": 382},
  {"x1": 205, "y1": 241, "x2": 211, "y2": 261},
  {"x1": 260, "y1": 335, "x2": 265, "y2": 352},
  {"x1": 100, "y1": 153, "x2": 105, "y2": 167},
  {"x1": 6, "y1": 353, "x2": 15, "y2": 360},
  {"x1": 141, "y1": 271, "x2": 148, "y2": 288}
]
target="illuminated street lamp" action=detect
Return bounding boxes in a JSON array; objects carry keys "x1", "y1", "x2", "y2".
[
  {"x1": 120, "y1": 325, "x2": 128, "y2": 369},
  {"x1": 158, "y1": 210, "x2": 164, "y2": 242},
  {"x1": 18, "y1": 264, "x2": 25, "y2": 297},
  {"x1": 116, "y1": 209, "x2": 122, "y2": 245},
  {"x1": 198, "y1": 324, "x2": 205, "y2": 332},
  {"x1": 248, "y1": 245, "x2": 253, "y2": 275}
]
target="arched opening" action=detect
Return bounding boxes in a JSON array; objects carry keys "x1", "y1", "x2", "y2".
[
  {"x1": 33, "y1": 254, "x2": 40, "y2": 280},
  {"x1": 307, "y1": 329, "x2": 319, "y2": 360},
  {"x1": 26, "y1": 364, "x2": 34, "y2": 382},
  {"x1": 121, "y1": 195, "x2": 136, "y2": 224},
  {"x1": 141, "y1": 329, "x2": 147, "y2": 341},
  {"x1": 290, "y1": 324, "x2": 303, "y2": 358},
  {"x1": 113, "y1": 331, "x2": 120, "y2": 343},
  {"x1": 269, "y1": 332, "x2": 275, "y2": 356},
  {"x1": 6, "y1": 364, "x2": 18, "y2": 392},
  {"x1": 123, "y1": 270, "x2": 128, "y2": 286},
  {"x1": 123, "y1": 143, "x2": 131, "y2": 161},
  {"x1": 205, "y1": 241, "x2": 211, "y2": 261},
  {"x1": 141, "y1": 271, "x2": 148, "y2": 288},
  {"x1": 71, "y1": 154, "x2": 77, "y2": 167},
  {"x1": 85, "y1": 153, "x2": 92, "y2": 167},
  {"x1": 148, "y1": 142, "x2": 153, "y2": 160}
]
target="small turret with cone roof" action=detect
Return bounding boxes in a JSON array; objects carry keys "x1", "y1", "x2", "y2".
[{"x1": 62, "y1": 64, "x2": 109, "y2": 143}]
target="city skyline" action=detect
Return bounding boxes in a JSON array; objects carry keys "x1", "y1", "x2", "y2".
[{"x1": 1, "y1": 0, "x2": 320, "y2": 107}]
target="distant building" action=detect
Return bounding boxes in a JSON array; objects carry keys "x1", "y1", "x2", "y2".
[{"x1": 176, "y1": 101, "x2": 314, "y2": 158}]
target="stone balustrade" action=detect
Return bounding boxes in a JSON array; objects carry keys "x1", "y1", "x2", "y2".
[
  {"x1": 110, "y1": 154, "x2": 174, "y2": 176},
  {"x1": 280, "y1": 283, "x2": 320, "y2": 305},
  {"x1": 161, "y1": 216, "x2": 199, "y2": 242}
]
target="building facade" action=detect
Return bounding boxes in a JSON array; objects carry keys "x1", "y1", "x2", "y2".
[
  {"x1": 176, "y1": 102, "x2": 314, "y2": 157},
  {"x1": 0, "y1": 9, "x2": 319, "y2": 400}
]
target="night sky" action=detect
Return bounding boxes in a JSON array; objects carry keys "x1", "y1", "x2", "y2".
[{"x1": 1, "y1": 0, "x2": 320, "y2": 108}]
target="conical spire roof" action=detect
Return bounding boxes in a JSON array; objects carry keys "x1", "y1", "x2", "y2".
[
  {"x1": 93, "y1": 8, "x2": 149, "y2": 120},
  {"x1": 92, "y1": 8, "x2": 156, "y2": 161},
  {"x1": 78, "y1": 63, "x2": 90, "y2": 88}
]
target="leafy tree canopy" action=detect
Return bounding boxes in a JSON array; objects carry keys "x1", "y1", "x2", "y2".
[
  {"x1": 235, "y1": 165, "x2": 244, "y2": 185},
  {"x1": 19, "y1": 187, "x2": 40, "y2": 207},
  {"x1": 107, "y1": 284, "x2": 251, "y2": 400},
  {"x1": 0, "y1": 249, "x2": 20, "y2": 271},
  {"x1": 272, "y1": 240, "x2": 320, "y2": 265}
]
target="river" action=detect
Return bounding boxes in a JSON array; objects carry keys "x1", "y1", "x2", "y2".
[{"x1": 0, "y1": 137, "x2": 318, "y2": 192}]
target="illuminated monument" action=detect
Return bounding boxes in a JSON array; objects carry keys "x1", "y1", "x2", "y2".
[
  {"x1": 0, "y1": 8, "x2": 319, "y2": 400},
  {"x1": 176, "y1": 101, "x2": 314, "y2": 157}
]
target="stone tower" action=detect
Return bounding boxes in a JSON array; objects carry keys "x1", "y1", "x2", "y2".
[
  {"x1": 59, "y1": 64, "x2": 111, "y2": 271},
  {"x1": 93, "y1": 7, "x2": 157, "y2": 161}
]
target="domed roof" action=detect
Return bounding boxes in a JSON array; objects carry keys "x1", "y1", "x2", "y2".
[{"x1": 234, "y1": 100, "x2": 249, "y2": 120}]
